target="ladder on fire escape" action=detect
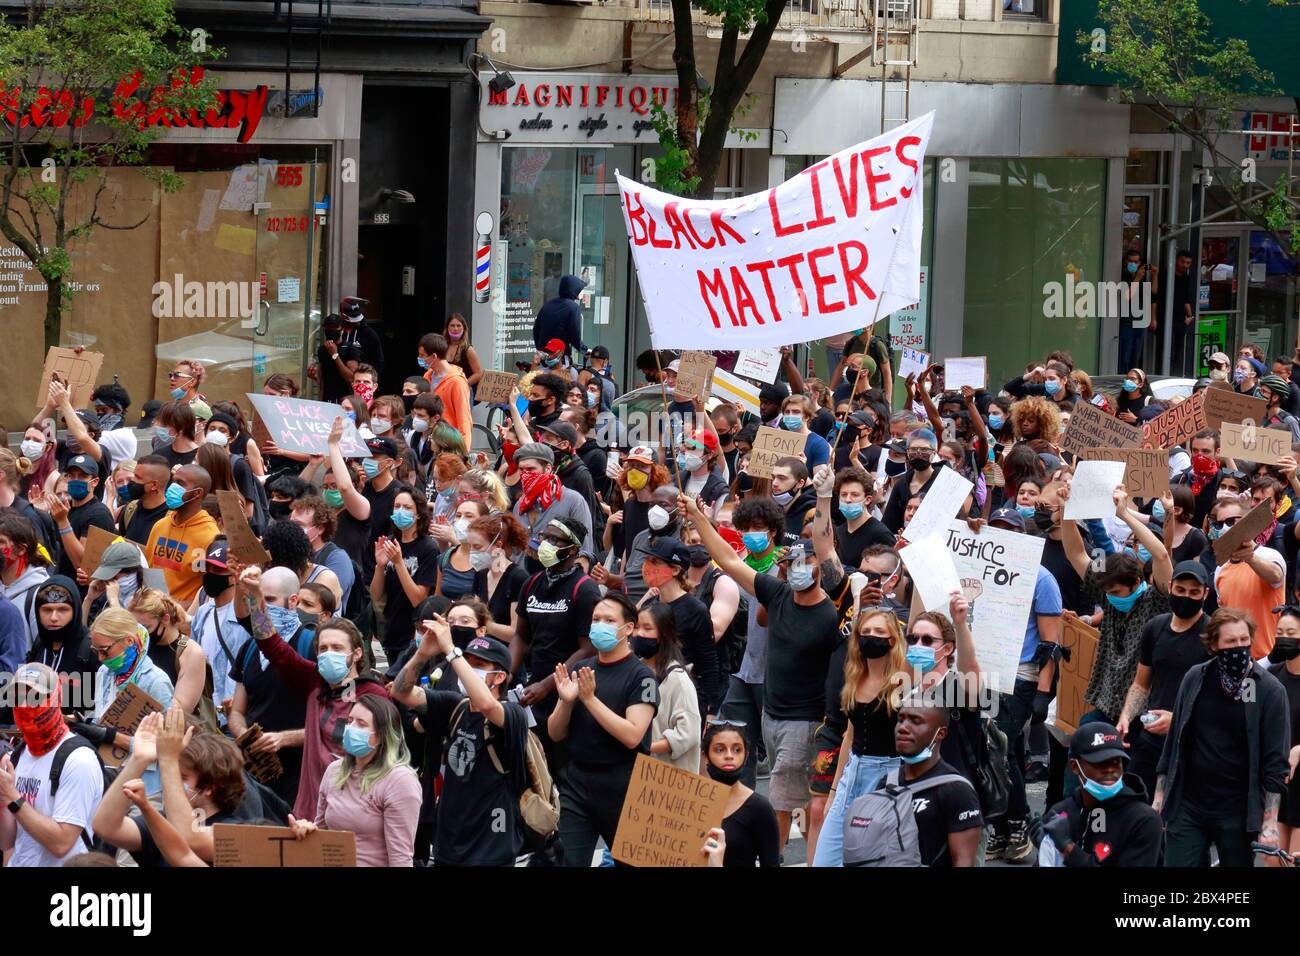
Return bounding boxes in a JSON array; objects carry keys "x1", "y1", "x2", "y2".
[
  {"x1": 871, "y1": 0, "x2": 917, "y2": 133},
  {"x1": 271, "y1": 0, "x2": 330, "y2": 118}
]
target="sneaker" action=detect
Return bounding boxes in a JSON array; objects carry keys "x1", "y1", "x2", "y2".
[
  {"x1": 1004, "y1": 819, "x2": 1034, "y2": 863},
  {"x1": 984, "y1": 827, "x2": 1007, "y2": 862},
  {"x1": 1024, "y1": 761, "x2": 1048, "y2": 783}
]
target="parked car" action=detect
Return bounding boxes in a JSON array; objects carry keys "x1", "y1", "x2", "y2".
[{"x1": 1086, "y1": 374, "x2": 1197, "y2": 406}]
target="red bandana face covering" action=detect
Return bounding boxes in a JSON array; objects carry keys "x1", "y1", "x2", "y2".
[{"x1": 15, "y1": 699, "x2": 65, "y2": 756}]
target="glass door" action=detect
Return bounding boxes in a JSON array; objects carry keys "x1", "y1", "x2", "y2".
[
  {"x1": 1244, "y1": 230, "x2": 1298, "y2": 364},
  {"x1": 1196, "y1": 233, "x2": 1242, "y2": 374},
  {"x1": 573, "y1": 146, "x2": 633, "y2": 386}
]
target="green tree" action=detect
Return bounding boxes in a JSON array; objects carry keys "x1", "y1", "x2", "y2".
[
  {"x1": 0, "y1": 0, "x2": 220, "y2": 348},
  {"x1": 1083, "y1": 0, "x2": 1300, "y2": 253}
]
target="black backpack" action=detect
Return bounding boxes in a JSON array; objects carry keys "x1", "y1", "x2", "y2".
[
  {"x1": 316, "y1": 542, "x2": 367, "y2": 620},
  {"x1": 948, "y1": 708, "x2": 1011, "y2": 819},
  {"x1": 10, "y1": 734, "x2": 116, "y2": 850}
]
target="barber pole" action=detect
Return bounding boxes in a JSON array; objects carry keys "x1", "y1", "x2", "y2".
[{"x1": 474, "y1": 211, "x2": 494, "y2": 303}]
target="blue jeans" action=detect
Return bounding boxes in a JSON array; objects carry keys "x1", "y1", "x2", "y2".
[
  {"x1": 812, "y1": 751, "x2": 901, "y2": 867},
  {"x1": 717, "y1": 675, "x2": 764, "y2": 789},
  {"x1": 992, "y1": 678, "x2": 1038, "y2": 825},
  {"x1": 1118, "y1": 328, "x2": 1144, "y2": 374}
]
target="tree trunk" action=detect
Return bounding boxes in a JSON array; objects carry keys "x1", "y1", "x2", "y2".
[
  {"x1": 44, "y1": 275, "x2": 62, "y2": 351},
  {"x1": 670, "y1": 0, "x2": 700, "y2": 188}
]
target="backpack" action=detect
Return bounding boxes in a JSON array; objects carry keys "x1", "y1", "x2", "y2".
[
  {"x1": 240, "y1": 625, "x2": 317, "y2": 672},
  {"x1": 842, "y1": 767, "x2": 976, "y2": 867},
  {"x1": 443, "y1": 698, "x2": 560, "y2": 840},
  {"x1": 10, "y1": 734, "x2": 116, "y2": 850},
  {"x1": 316, "y1": 542, "x2": 367, "y2": 621},
  {"x1": 949, "y1": 709, "x2": 1011, "y2": 819},
  {"x1": 696, "y1": 566, "x2": 747, "y2": 673}
]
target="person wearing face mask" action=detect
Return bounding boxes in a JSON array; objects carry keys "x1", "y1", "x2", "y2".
[
  {"x1": 290, "y1": 495, "x2": 356, "y2": 614},
  {"x1": 124, "y1": 587, "x2": 206, "y2": 716},
  {"x1": 632, "y1": 601, "x2": 701, "y2": 772},
  {"x1": 0, "y1": 662, "x2": 106, "y2": 867},
  {"x1": 538, "y1": 421, "x2": 599, "y2": 533},
  {"x1": 522, "y1": 372, "x2": 569, "y2": 439},
  {"x1": 390, "y1": 611, "x2": 531, "y2": 866},
  {"x1": 22, "y1": 577, "x2": 96, "y2": 717},
  {"x1": 512, "y1": 443, "x2": 595, "y2": 569},
  {"x1": 143, "y1": 463, "x2": 217, "y2": 604},
  {"x1": 466, "y1": 513, "x2": 532, "y2": 645},
  {"x1": 779, "y1": 395, "x2": 831, "y2": 469},
  {"x1": 1114, "y1": 561, "x2": 1212, "y2": 803},
  {"x1": 1155, "y1": 608, "x2": 1291, "y2": 866},
  {"x1": 1205, "y1": 350, "x2": 1232, "y2": 384},
  {"x1": 82, "y1": 540, "x2": 147, "y2": 625},
  {"x1": 640, "y1": 537, "x2": 720, "y2": 718},
  {"x1": 370, "y1": 488, "x2": 438, "y2": 666},
  {"x1": 602, "y1": 446, "x2": 663, "y2": 567},
  {"x1": 606, "y1": 483, "x2": 681, "y2": 606},
  {"x1": 116, "y1": 455, "x2": 173, "y2": 548},
  {"x1": 1030, "y1": 721, "x2": 1162, "y2": 867},
  {"x1": 416, "y1": 332, "x2": 472, "y2": 441},
  {"x1": 436, "y1": 499, "x2": 489, "y2": 600},
  {"x1": 1259, "y1": 374, "x2": 1300, "y2": 443},
  {"x1": 0, "y1": 511, "x2": 54, "y2": 649},
  {"x1": 828, "y1": 468, "x2": 890, "y2": 576},
  {"x1": 771, "y1": 458, "x2": 817, "y2": 548},
  {"x1": 700, "y1": 720, "x2": 780, "y2": 867},
  {"x1": 549, "y1": 592, "x2": 658, "y2": 867},
  {"x1": 79, "y1": 607, "x2": 175, "y2": 756},
  {"x1": 1177, "y1": 428, "x2": 1224, "y2": 529},
  {"x1": 1210, "y1": 495, "x2": 1286, "y2": 658},
  {"x1": 880, "y1": 428, "x2": 944, "y2": 534},
  {"x1": 1235, "y1": 356, "x2": 1265, "y2": 396},
  {"x1": 48, "y1": 454, "x2": 115, "y2": 584},
  {"x1": 186, "y1": 540, "x2": 249, "y2": 723},
  {"x1": 349, "y1": 432, "x2": 402, "y2": 583},
  {"x1": 1266, "y1": 606, "x2": 1300, "y2": 859},
  {"x1": 1004, "y1": 360, "x2": 1077, "y2": 411},
  {"x1": 711, "y1": 404, "x2": 743, "y2": 478},
  {"x1": 1113, "y1": 368, "x2": 1151, "y2": 425},
  {"x1": 149, "y1": 400, "x2": 202, "y2": 469},
  {"x1": 676, "y1": 430, "x2": 728, "y2": 505}
]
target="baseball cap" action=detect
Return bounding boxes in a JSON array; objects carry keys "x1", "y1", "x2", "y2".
[
  {"x1": 590, "y1": 345, "x2": 610, "y2": 361},
  {"x1": 74, "y1": 408, "x2": 101, "y2": 432},
  {"x1": 637, "y1": 537, "x2": 692, "y2": 567},
  {"x1": 666, "y1": 359, "x2": 681, "y2": 374},
  {"x1": 538, "y1": 421, "x2": 579, "y2": 448},
  {"x1": 139, "y1": 400, "x2": 163, "y2": 428},
  {"x1": 1208, "y1": 351, "x2": 1231, "y2": 367},
  {"x1": 759, "y1": 382, "x2": 790, "y2": 406},
  {"x1": 464, "y1": 635, "x2": 512, "y2": 671},
  {"x1": 776, "y1": 540, "x2": 816, "y2": 563},
  {"x1": 341, "y1": 296, "x2": 367, "y2": 322},
  {"x1": 543, "y1": 338, "x2": 565, "y2": 354},
  {"x1": 190, "y1": 400, "x2": 213, "y2": 422},
  {"x1": 65, "y1": 453, "x2": 98, "y2": 477},
  {"x1": 685, "y1": 429, "x2": 719, "y2": 453},
  {"x1": 365, "y1": 436, "x2": 398, "y2": 459},
  {"x1": 1069, "y1": 721, "x2": 1129, "y2": 764},
  {"x1": 514, "y1": 442, "x2": 555, "y2": 466},
  {"x1": 988, "y1": 507, "x2": 1026, "y2": 532},
  {"x1": 848, "y1": 410, "x2": 876, "y2": 430},
  {"x1": 91, "y1": 541, "x2": 147, "y2": 581},
  {"x1": 1171, "y1": 559, "x2": 1210, "y2": 587},
  {"x1": 204, "y1": 539, "x2": 231, "y2": 572},
  {"x1": 626, "y1": 445, "x2": 657, "y2": 465},
  {"x1": 11, "y1": 661, "x2": 59, "y2": 700}
]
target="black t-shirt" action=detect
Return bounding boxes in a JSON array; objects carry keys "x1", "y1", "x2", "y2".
[
  {"x1": 119, "y1": 500, "x2": 169, "y2": 548},
  {"x1": 660, "y1": 593, "x2": 719, "y2": 714},
  {"x1": 1183, "y1": 660, "x2": 1250, "y2": 812},
  {"x1": 155, "y1": 442, "x2": 197, "y2": 469},
  {"x1": 614, "y1": 498, "x2": 653, "y2": 563},
  {"x1": 333, "y1": 510, "x2": 370, "y2": 568},
  {"x1": 130, "y1": 808, "x2": 238, "y2": 867},
  {"x1": 424, "y1": 689, "x2": 530, "y2": 866},
  {"x1": 1041, "y1": 537, "x2": 1088, "y2": 616},
  {"x1": 1138, "y1": 612, "x2": 1209, "y2": 721},
  {"x1": 834, "y1": 517, "x2": 894, "y2": 570},
  {"x1": 360, "y1": 480, "x2": 400, "y2": 582},
  {"x1": 474, "y1": 563, "x2": 532, "y2": 640},
  {"x1": 1171, "y1": 528, "x2": 1210, "y2": 566},
  {"x1": 904, "y1": 759, "x2": 983, "y2": 867},
  {"x1": 229, "y1": 630, "x2": 318, "y2": 796},
  {"x1": 381, "y1": 536, "x2": 440, "y2": 655},
  {"x1": 754, "y1": 573, "x2": 841, "y2": 721},
  {"x1": 516, "y1": 567, "x2": 600, "y2": 692},
  {"x1": 809, "y1": 408, "x2": 836, "y2": 440},
  {"x1": 60, "y1": 498, "x2": 116, "y2": 581},
  {"x1": 721, "y1": 790, "x2": 781, "y2": 867},
  {"x1": 563, "y1": 652, "x2": 658, "y2": 768}
]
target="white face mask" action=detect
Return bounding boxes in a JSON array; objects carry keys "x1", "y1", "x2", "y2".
[
  {"x1": 453, "y1": 518, "x2": 471, "y2": 542},
  {"x1": 371, "y1": 418, "x2": 392, "y2": 434},
  {"x1": 411, "y1": 417, "x2": 429, "y2": 433},
  {"x1": 647, "y1": 505, "x2": 674, "y2": 531},
  {"x1": 458, "y1": 668, "x2": 499, "y2": 696},
  {"x1": 205, "y1": 431, "x2": 229, "y2": 447},
  {"x1": 468, "y1": 549, "x2": 493, "y2": 572},
  {"x1": 20, "y1": 439, "x2": 44, "y2": 459}
]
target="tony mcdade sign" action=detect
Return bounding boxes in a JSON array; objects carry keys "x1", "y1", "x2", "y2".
[{"x1": 617, "y1": 112, "x2": 933, "y2": 351}]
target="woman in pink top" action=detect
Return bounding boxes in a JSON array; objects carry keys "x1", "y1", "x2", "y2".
[{"x1": 303, "y1": 696, "x2": 421, "y2": 867}]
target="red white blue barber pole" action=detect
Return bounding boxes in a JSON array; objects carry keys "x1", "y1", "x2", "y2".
[{"x1": 474, "y1": 211, "x2": 493, "y2": 303}]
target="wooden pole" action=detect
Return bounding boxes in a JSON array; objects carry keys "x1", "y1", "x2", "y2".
[{"x1": 653, "y1": 349, "x2": 687, "y2": 493}]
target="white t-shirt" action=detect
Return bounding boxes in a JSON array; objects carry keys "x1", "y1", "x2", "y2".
[{"x1": 9, "y1": 738, "x2": 104, "y2": 867}]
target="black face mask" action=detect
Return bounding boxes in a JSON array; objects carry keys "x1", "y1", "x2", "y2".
[
  {"x1": 706, "y1": 763, "x2": 744, "y2": 786},
  {"x1": 124, "y1": 480, "x2": 147, "y2": 502},
  {"x1": 401, "y1": 394, "x2": 417, "y2": 415},
  {"x1": 687, "y1": 545, "x2": 711, "y2": 568},
  {"x1": 858, "y1": 635, "x2": 892, "y2": 659},
  {"x1": 908, "y1": 453, "x2": 932, "y2": 472},
  {"x1": 203, "y1": 572, "x2": 232, "y2": 599},
  {"x1": 1167, "y1": 594, "x2": 1203, "y2": 620},
  {"x1": 1273, "y1": 637, "x2": 1300, "y2": 662},
  {"x1": 1033, "y1": 508, "x2": 1056, "y2": 533},
  {"x1": 450, "y1": 625, "x2": 477, "y2": 649},
  {"x1": 269, "y1": 501, "x2": 292, "y2": 520},
  {"x1": 527, "y1": 398, "x2": 550, "y2": 419},
  {"x1": 630, "y1": 636, "x2": 659, "y2": 659}
]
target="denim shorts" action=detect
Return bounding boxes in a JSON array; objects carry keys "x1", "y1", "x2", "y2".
[{"x1": 762, "y1": 717, "x2": 820, "y2": 811}]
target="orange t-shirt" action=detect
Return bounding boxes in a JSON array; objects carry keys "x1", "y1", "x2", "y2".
[
  {"x1": 428, "y1": 364, "x2": 473, "y2": 439},
  {"x1": 145, "y1": 509, "x2": 220, "y2": 604},
  {"x1": 1214, "y1": 547, "x2": 1286, "y2": 658}
]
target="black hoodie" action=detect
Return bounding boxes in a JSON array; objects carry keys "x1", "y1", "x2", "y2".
[
  {"x1": 1041, "y1": 772, "x2": 1163, "y2": 867},
  {"x1": 532, "y1": 274, "x2": 587, "y2": 357},
  {"x1": 25, "y1": 574, "x2": 98, "y2": 715},
  {"x1": 782, "y1": 484, "x2": 818, "y2": 547}
]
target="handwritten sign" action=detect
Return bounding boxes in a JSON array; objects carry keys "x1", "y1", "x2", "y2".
[
  {"x1": 1055, "y1": 616, "x2": 1100, "y2": 736},
  {"x1": 902, "y1": 466, "x2": 973, "y2": 543},
  {"x1": 1202, "y1": 388, "x2": 1267, "y2": 432},
  {"x1": 611, "y1": 754, "x2": 731, "y2": 867},
  {"x1": 477, "y1": 370, "x2": 518, "y2": 405},
  {"x1": 900, "y1": 535, "x2": 964, "y2": 612},
  {"x1": 234, "y1": 723, "x2": 284, "y2": 784},
  {"x1": 1220, "y1": 421, "x2": 1291, "y2": 465},
  {"x1": 37, "y1": 347, "x2": 104, "y2": 410},
  {"x1": 1061, "y1": 401, "x2": 1142, "y2": 455},
  {"x1": 943, "y1": 520, "x2": 1046, "y2": 695},
  {"x1": 213, "y1": 823, "x2": 356, "y2": 867},
  {"x1": 744, "y1": 425, "x2": 804, "y2": 479},
  {"x1": 733, "y1": 348, "x2": 782, "y2": 384},
  {"x1": 1142, "y1": 390, "x2": 1206, "y2": 450},
  {"x1": 80, "y1": 525, "x2": 145, "y2": 574},
  {"x1": 1212, "y1": 498, "x2": 1275, "y2": 564},
  {"x1": 1063, "y1": 460, "x2": 1127, "y2": 520},
  {"x1": 943, "y1": 356, "x2": 986, "y2": 391},
  {"x1": 97, "y1": 683, "x2": 164, "y2": 767},
  {"x1": 1079, "y1": 447, "x2": 1169, "y2": 500},
  {"x1": 217, "y1": 490, "x2": 271, "y2": 564},
  {"x1": 897, "y1": 346, "x2": 930, "y2": 381},
  {"x1": 245, "y1": 393, "x2": 371, "y2": 458},
  {"x1": 673, "y1": 351, "x2": 718, "y2": 401}
]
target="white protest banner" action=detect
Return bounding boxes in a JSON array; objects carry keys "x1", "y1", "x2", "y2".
[
  {"x1": 734, "y1": 348, "x2": 783, "y2": 384},
  {"x1": 711, "y1": 367, "x2": 761, "y2": 414},
  {"x1": 902, "y1": 466, "x2": 973, "y2": 544},
  {"x1": 943, "y1": 357, "x2": 987, "y2": 391},
  {"x1": 900, "y1": 535, "x2": 963, "y2": 612},
  {"x1": 1064, "y1": 460, "x2": 1127, "y2": 520},
  {"x1": 618, "y1": 112, "x2": 933, "y2": 350},
  {"x1": 943, "y1": 520, "x2": 1046, "y2": 694},
  {"x1": 896, "y1": 346, "x2": 930, "y2": 381}
]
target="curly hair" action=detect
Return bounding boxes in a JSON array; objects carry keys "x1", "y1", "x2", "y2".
[{"x1": 1010, "y1": 396, "x2": 1062, "y2": 444}]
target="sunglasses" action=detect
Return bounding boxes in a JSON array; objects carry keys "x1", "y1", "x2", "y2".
[
  {"x1": 167, "y1": 371, "x2": 191, "y2": 380},
  {"x1": 1218, "y1": 515, "x2": 1242, "y2": 527},
  {"x1": 707, "y1": 718, "x2": 747, "y2": 729},
  {"x1": 904, "y1": 633, "x2": 943, "y2": 647}
]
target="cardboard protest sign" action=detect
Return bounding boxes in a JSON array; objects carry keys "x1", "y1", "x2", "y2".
[
  {"x1": 1219, "y1": 421, "x2": 1291, "y2": 465},
  {"x1": 251, "y1": 411, "x2": 272, "y2": 450},
  {"x1": 216, "y1": 490, "x2": 271, "y2": 564},
  {"x1": 1142, "y1": 390, "x2": 1206, "y2": 450},
  {"x1": 1054, "y1": 616, "x2": 1100, "y2": 736},
  {"x1": 37, "y1": 347, "x2": 104, "y2": 409},
  {"x1": 744, "y1": 425, "x2": 804, "y2": 479},
  {"x1": 612, "y1": 754, "x2": 731, "y2": 867},
  {"x1": 97, "y1": 684, "x2": 165, "y2": 767},
  {"x1": 900, "y1": 535, "x2": 963, "y2": 612},
  {"x1": 673, "y1": 351, "x2": 718, "y2": 401},
  {"x1": 711, "y1": 367, "x2": 761, "y2": 414},
  {"x1": 733, "y1": 348, "x2": 782, "y2": 384},
  {"x1": 1079, "y1": 447, "x2": 1169, "y2": 500},
  {"x1": 235, "y1": 723, "x2": 284, "y2": 784},
  {"x1": 246, "y1": 393, "x2": 371, "y2": 458},
  {"x1": 943, "y1": 520, "x2": 1046, "y2": 694},
  {"x1": 476, "y1": 370, "x2": 517, "y2": 405},
  {"x1": 213, "y1": 824, "x2": 356, "y2": 867},
  {"x1": 1064, "y1": 460, "x2": 1127, "y2": 520},
  {"x1": 897, "y1": 346, "x2": 930, "y2": 381},
  {"x1": 79, "y1": 525, "x2": 145, "y2": 574},
  {"x1": 1202, "y1": 387, "x2": 1266, "y2": 432},
  {"x1": 902, "y1": 466, "x2": 973, "y2": 544},
  {"x1": 1060, "y1": 401, "x2": 1142, "y2": 455},
  {"x1": 619, "y1": 112, "x2": 933, "y2": 351},
  {"x1": 1212, "y1": 498, "x2": 1275, "y2": 564},
  {"x1": 942, "y1": 356, "x2": 986, "y2": 391}
]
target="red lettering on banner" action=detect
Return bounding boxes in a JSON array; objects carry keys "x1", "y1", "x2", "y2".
[
  {"x1": 747, "y1": 260, "x2": 784, "y2": 323},
  {"x1": 803, "y1": 162, "x2": 836, "y2": 229},
  {"x1": 768, "y1": 190, "x2": 803, "y2": 237},
  {"x1": 684, "y1": 207, "x2": 714, "y2": 249},
  {"x1": 776, "y1": 253, "x2": 810, "y2": 315},
  {"x1": 663, "y1": 202, "x2": 698, "y2": 250},
  {"x1": 838, "y1": 241, "x2": 875, "y2": 305},
  {"x1": 896, "y1": 135, "x2": 921, "y2": 198},
  {"x1": 535, "y1": 85, "x2": 551, "y2": 107},
  {"x1": 647, "y1": 211, "x2": 674, "y2": 249},
  {"x1": 710, "y1": 209, "x2": 745, "y2": 247},
  {"x1": 556, "y1": 85, "x2": 573, "y2": 108},
  {"x1": 624, "y1": 192, "x2": 650, "y2": 245},
  {"x1": 730, "y1": 267, "x2": 764, "y2": 326},
  {"x1": 699, "y1": 270, "x2": 736, "y2": 328},
  {"x1": 807, "y1": 246, "x2": 844, "y2": 313},
  {"x1": 861, "y1": 146, "x2": 896, "y2": 211},
  {"x1": 831, "y1": 154, "x2": 860, "y2": 217},
  {"x1": 595, "y1": 85, "x2": 610, "y2": 107}
]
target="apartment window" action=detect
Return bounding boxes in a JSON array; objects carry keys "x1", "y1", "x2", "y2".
[{"x1": 1002, "y1": 0, "x2": 1048, "y2": 20}]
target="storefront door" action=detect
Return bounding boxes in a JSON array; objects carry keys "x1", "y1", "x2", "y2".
[
  {"x1": 1196, "y1": 229, "x2": 1298, "y2": 373},
  {"x1": 574, "y1": 170, "x2": 632, "y2": 381}
]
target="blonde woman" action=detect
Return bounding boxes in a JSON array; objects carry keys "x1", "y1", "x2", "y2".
[
  {"x1": 458, "y1": 467, "x2": 511, "y2": 514},
  {"x1": 296, "y1": 695, "x2": 421, "y2": 867},
  {"x1": 812, "y1": 607, "x2": 908, "y2": 867},
  {"x1": 81, "y1": 607, "x2": 175, "y2": 754},
  {"x1": 129, "y1": 589, "x2": 208, "y2": 715},
  {"x1": 107, "y1": 458, "x2": 137, "y2": 517}
]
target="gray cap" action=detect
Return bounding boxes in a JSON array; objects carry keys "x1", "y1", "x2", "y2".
[
  {"x1": 514, "y1": 442, "x2": 555, "y2": 466},
  {"x1": 91, "y1": 540, "x2": 147, "y2": 580}
]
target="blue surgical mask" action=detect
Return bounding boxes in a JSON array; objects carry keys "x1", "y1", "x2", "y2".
[
  {"x1": 589, "y1": 621, "x2": 621, "y2": 652},
  {"x1": 1122, "y1": 380, "x2": 1138, "y2": 393},
  {"x1": 362, "y1": 458, "x2": 382, "y2": 479},
  {"x1": 1127, "y1": 544, "x2": 1152, "y2": 564},
  {"x1": 391, "y1": 508, "x2": 415, "y2": 530},
  {"x1": 900, "y1": 730, "x2": 941, "y2": 765},
  {"x1": 543, "y1": 357, "x2": 561, "y2": 368},
  {"x1": 170, "y1": 386, "x2": 187, "y2": 400},
  {"x1": 342, "y1": 724, "x2": 375, "y2": 758},
  {"x1": 154, "y1": 426, "x2": 173, "y2": 443},
  {"x1": 67, "y1": 479, "x2": 90, "y2": 501},
  {"x1": 164, "y1": 482, "x2": 188, "y2": 510},
  {"x1": 1044, "y1": 379, "x2": 1061, "y2": 396},
  {"x1": 1105, "y1": 580, "x2": 1148, "y2": 613},
  {"x1": 1126, "y1": 261, "x2": 1139, "y2": 275},
  {"x1": 787, "y1": 564, "x2": 815, "y2": 591},
  {"x1": 906, "y1": 645, "x2": 937, "y2": 673},
  {"x1": 417, "y1": 357, "x2": 428, "y2": 369},
  {"x1": 316, "y1": 650, "x2": 350, "y2": 685},
  {"x1": 839, "y1": 501, "x2": 864, "y2": 521},
  {"x1": 345, "y1": 411, "x2": 357, "y2": 423},
  {"x1": 1079, "y1": 767, "x2": 1124, "y2": 801},
  {"x1": 1016, "y1": 505, "x2": 1036, "y2": 519},
  {"x1": 742, "y1": 531, "x2": 770, "y2": 554},
  {"x1": 988, "y1": 414, "x2": 1004, "y2": 430},
  {"x1": 1151, "y1": 499, "x2": 1165, "y2": 520},
  {"x1": 782, "y1": 414, "x2": 803, "y2": 432}
]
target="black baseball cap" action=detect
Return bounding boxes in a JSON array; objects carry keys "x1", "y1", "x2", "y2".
[
  {"x1": 365, "y1": 436, "x2": 398, "y2": 458},
  {"x1": 759, "y1": 382, "x2": 790, "y2": 405},
  {"x1": 590, "y1": 345, "x2": 610, "y2": 360},
  {"x1": 637, "y1": 537, "x2": 692, "y2": 568},
  {"x1": 65, "y1": 453, "x2": 98, "y2": 476},
  {"x1": 988, "y1": 507, "x2": 1026, "y2": 532},
  {"x1": 538, "y1": 421, "x2": 579, "y2": 448},
  {"x1": 1171, "y1": 559, "x2": 1210, "y2": 587},
  {"x1": 340, "y1": 296, "x2": 367, "y2": 322},
  {"x1": 205, "y1": 539, "x2": 230, "y2": 572},
  {"x1": 776, "y1": 539, "x2": 816, "y2": 563},
  {"x1": 1069, "y1": 721, "x2": 1129, "y2": 764},
  {"x1": 75, "y1": 408, "x2": 101, "y2": 432},
  {"x1": 464, "y1": 635, "x2": 512, "y2": 671}
]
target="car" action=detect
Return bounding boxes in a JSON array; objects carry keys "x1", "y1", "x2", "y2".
[{"x1": 1087, "y1": 374, "x2": 1197, "y2": 406}]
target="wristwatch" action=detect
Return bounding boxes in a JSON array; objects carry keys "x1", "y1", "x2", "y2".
[
  {"x1": 7, "y1": 796, "x2": 25, "y2": 814},
  {"x1": 446, "y1": 647, "x2": 465, "y2": 663}
]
